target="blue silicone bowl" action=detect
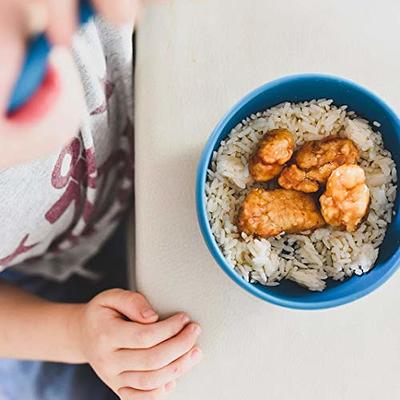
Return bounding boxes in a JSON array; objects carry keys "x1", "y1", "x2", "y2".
[{"x1": 196, "y1": 74, "x2": 400, "y2": 310}]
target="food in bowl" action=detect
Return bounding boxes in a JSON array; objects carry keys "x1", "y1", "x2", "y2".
[
  {"x1": 320, "y1": 164, "x2": 370, "y2": 232},
  {"x1": 248, "y1": 128, "x2": 295, "y2": 182},
  {"x1": 237, "y1": 188, "x2": 325, "y2": 237},
  {"x1": 205, "y1": 99, "x2": 397, "y2": 291},
  {"x1": 278, "y1": 136, "x2": 360, "y2": 192}
]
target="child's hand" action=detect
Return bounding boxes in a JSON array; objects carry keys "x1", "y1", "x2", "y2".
[
  {"x1": 76, "y1": 289, "x2": 202, "y2": 399},
  {"x1": 47, "y1": 0, "x2": 145, "y2": 46}
]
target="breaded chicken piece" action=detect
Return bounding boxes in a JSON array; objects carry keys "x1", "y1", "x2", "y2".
[
  {"x1": 249, "y1": 129, "x2": 295, "y2": 182},
  {"x1": 279, "y1": 137, "x2": 359, "y2": 192},
  {"x1": 320, "y1": 165, "x2": 370, "y2": 232},
  {"x1": 278, "y1": 165, "x2": 320, "y2": 193},
  {"x1": 237, "y1": 188, "x2": 325, "y2": 238},
  {"x1": 296, "y1": 137, "x2": 359, "y2": 171}
]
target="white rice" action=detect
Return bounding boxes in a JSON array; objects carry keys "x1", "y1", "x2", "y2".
[{"x1": 205, "y1": 99, "x2": 397, "y2": 291}]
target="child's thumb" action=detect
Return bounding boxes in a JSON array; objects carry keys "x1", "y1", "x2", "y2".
[{"x1": 99, "y1": 289, "x2": 159, "y2": 324}]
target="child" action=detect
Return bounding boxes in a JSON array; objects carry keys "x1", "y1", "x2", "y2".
[{"x1": 0, "y1": 1, "x2": 202, "y2": 399}]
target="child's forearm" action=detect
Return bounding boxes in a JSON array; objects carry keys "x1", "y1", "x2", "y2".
[{"x1": 0, "y1": 279, "x2": 86, "y2": 363}]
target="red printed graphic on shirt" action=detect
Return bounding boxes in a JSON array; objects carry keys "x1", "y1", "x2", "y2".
[
  {"x1": 0, "y1": 235, "x2": 39, "y2": 265},
  {"x1": 0, "y1": 68, "x2": 132, "y2": 268},
  {"x1": 44, "y1": 117, "x2": 132, "y2": 253},
  {"x1": 90, "y1": 77, "x2": 115, "y2": 116},
  {"x1": 45, "y1": 138, "x2": 96, "y2": 226}
]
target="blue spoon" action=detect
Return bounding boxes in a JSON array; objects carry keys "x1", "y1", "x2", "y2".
[{"x1": 7, "y1": 0, "x2": 94, "y2": 114}]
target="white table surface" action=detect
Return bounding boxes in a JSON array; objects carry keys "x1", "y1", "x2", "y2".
[{"x1": 133, "y1": 1, "x2": 400, "y2": 399}]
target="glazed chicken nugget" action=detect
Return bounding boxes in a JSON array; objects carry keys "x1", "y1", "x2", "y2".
[
  {"x1": 237, "y1": 188, "x2": 325, "y2": 238},
  {"x1": 296, "y1": 137, "x2": 359, "y2": 170},
  {"x1": 320, "y1": 164, "x2": 370, "y2": 232},
  {"x1": 249, "y1": 129, "x2": 295, "y2": 182},
  {"x1": 278, "y1": 164, "x2": 320, "y2": 193},
  {"x1": 279, "y1": 137, "x2": 359, "y2": 192}
]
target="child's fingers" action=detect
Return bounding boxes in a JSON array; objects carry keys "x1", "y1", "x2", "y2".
[
  {"x1": 46, "y1": 0, "x2": 77, "y2": 46},
  {"x1": 98, "y1": 289, "x2": 159, "y2": 324},
  {"x1": 91, "y1": 0, "x2": 141, "y2": 25},
  {"x1": 116, "y1": 323, "x2": 201, "y2": 371},
  {"x1": 0, "y1": 2, "x2": 26, "y2": 114},
  {"x1": 23, "y1": 1, "x2": 48, "y2": 37},
  {"x1": 118, "y1": 347, "x2": 202, "y2": 391},
  {"x1": 116, "y1": 313, "x2": 191, "y2": 349},
  {"x1": 118, "y1": 381, "x2": 175, "y2": 400}
]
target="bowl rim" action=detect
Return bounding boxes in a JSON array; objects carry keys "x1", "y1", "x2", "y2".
[{"x1": 195, "y1": 72, "x2": 400, "y2": 310}]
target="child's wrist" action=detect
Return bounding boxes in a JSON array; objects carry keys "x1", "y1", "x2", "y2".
[{"x1": 52, "y1": 302, "x2": 88, "y2": 364}]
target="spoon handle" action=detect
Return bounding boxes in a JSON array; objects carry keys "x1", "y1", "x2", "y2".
[{"x1": 7, "y1": 0, "x2": 94, "y2": 114}]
